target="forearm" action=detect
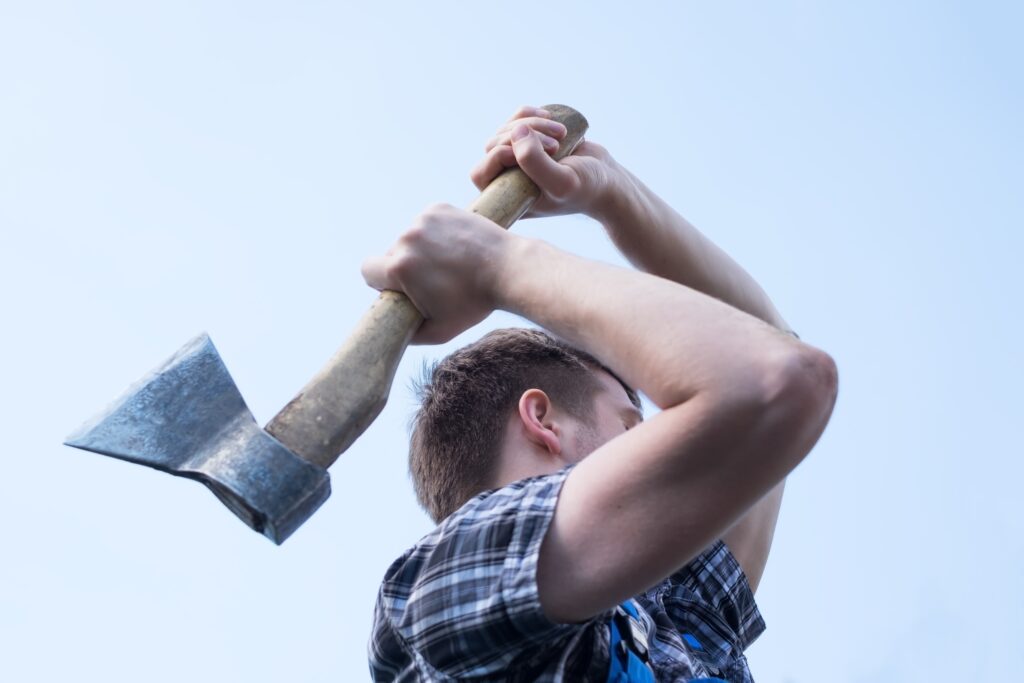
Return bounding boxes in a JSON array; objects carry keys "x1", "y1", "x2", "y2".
[
  {"x1": 492, "y1": 235, "x2": 802, "y2": 410},
  {"x1": 592, "y1": 164, "x2": 793, "y2": 333},
  {"x1": 589, "y1": 169, "x2": 805, "y2": 586}
]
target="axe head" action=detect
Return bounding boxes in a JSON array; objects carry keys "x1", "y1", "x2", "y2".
[{"x1": 65, "y1": 334, "x2": 330, "y2": 544}]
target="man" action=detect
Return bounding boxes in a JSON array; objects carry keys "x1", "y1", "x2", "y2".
[{"x1": 363, "y1": 106, "x2": 838, "y2": 681}]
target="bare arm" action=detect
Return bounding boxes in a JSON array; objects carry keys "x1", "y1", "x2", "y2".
[
  {"x1": 473, "y1": 110, "x2": 799, "y2": 593},
  {"x1": 592, "y1": 165, "x2": 794, "y2": 593},
  {"x1": 495, "y1": 238, "x2": 835, "y2": 621},
  {"x1": 363, "y1": 207, "x2": 838, "y2": 624}
]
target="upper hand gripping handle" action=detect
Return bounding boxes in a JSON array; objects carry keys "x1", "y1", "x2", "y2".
[{"x1": 265, "y1": 105, "x2": 588, "y2": 469}]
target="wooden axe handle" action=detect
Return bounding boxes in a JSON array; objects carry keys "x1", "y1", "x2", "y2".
[{"x1": 265, "y1": 105, "x2": 589, "y2": 470}]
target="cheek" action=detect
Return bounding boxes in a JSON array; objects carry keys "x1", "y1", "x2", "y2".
[{"x1": 572, "y1": 420, "x2": 617, "y2": 460}]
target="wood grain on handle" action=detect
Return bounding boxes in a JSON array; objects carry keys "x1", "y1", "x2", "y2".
[{"x1": 265, "y1": 105, "x2": 588, "y2": 469}]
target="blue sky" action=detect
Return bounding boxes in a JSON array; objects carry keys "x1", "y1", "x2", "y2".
[{"x1": 2, "y1": 1, "x2": 1021, "y2": 680}]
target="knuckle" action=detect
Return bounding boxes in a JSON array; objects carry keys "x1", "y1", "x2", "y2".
[
  {"x1": 404, "y1": 216, "x2": 433, "y2": 243},
  {"x1": 387, "y1": 249, "x2": 416, "y2": 280},
  {"x1": 411, "y1": 204, "x2": 455, "y2": 232},
  {"x1": 485, "y1": 145, "x2": 507, "y2": 169},
  {"x1": 396, "y1": 231, "x2": 420, "y2": 255},
  {"x1": 495, "y1": 146, "x2": 516, "y2": 168},
  {"x1": 419, "y1": 203, "x2": 448, "y2": 223},
  {"x1": 408, "y1": 214, "x2": 429, "y2": 234}
]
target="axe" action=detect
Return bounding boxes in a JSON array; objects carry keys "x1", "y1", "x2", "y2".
[{"x1": 65, "y1": 105, "x2": 588, "y2": 544}]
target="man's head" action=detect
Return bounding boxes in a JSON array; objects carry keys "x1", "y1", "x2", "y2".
[{"x1": 409, "y1": 328, "x2": 641, "y2": 522}]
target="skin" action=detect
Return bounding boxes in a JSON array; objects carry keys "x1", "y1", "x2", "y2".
[
  {"x1": 362, "y1": 107, "x2": 839, "y2": 623},
  {"x1": 474, "y1": 107, "x2": 797, "y2": 594},
  {"x1": 489, "y1": 370, "x2": 644, "y2": 489}
]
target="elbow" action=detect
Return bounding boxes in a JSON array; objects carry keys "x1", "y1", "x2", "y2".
[
  {"x1": 755, "y1": 346, "x2": 839, "y2": 468},
  {"x1": 782, "y1": 346, "x2": 839, "y2": 415}
]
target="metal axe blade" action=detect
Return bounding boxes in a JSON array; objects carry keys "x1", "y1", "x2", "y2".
[
  {"x1": 64, "y1": 333, "x2": 330, "y2": 544},
  {"x1": 64, "y1": 105, "x2": 588, "y2": 544}
]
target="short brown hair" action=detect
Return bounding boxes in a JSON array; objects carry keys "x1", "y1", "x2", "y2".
[{"x1": 409, "y1": 328, "x2": 639, "y2": 522}]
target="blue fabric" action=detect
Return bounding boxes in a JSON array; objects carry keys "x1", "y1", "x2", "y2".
[
  {"x1": 683, "y1": 633, "x2": 703, "y2": 650},
  {"x1": 607, "y1": 601, "x2": 656, "y2": 683}
]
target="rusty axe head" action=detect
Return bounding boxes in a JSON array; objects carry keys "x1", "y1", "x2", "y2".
[{"x1": 65, "y1": 334, "x2": 330, "y2": 544}]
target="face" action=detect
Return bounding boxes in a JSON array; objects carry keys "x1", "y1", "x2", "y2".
[{"x1": 564, "y1": 369, "x2": 644, "y2": 463}]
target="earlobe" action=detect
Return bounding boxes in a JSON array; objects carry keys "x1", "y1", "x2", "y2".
[{"x1": 518, "y1": 389, "x2": 562, "y2": 456}]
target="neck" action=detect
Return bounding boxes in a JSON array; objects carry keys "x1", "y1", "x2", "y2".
[{"x1": 490, "y1": 443, "x2": 563, "y2": 490}]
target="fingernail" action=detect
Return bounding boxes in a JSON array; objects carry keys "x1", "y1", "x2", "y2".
[
  {"x1": 542, "y1": 134, "x2": 559, "y2": 149},
  {"x1": 511, "y1": 124, "x2": 530, "y2": 142},
  {"x1": 536, "y1": 108, "x2": 551, "y2": 117}
]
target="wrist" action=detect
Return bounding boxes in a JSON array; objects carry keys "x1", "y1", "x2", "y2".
[
  {"x1": 487, "y1": 232, "x2": 529, "y2": 313},
  {"x1": 586, "y1": 160, "x2": 645, "y2": 227},
  {"x1": 489, "y1": 234, "x2": 551, "y2": 316}
]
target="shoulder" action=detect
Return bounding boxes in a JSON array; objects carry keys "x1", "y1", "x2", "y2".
[
  {"x1": 380, "y1": 467, "x2": 573, "y2": 593},
  {"x1": 370, "y1": 468, "x2": 589, "y2": 678}
]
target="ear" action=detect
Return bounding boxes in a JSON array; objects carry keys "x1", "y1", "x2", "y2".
[{"x1": 517, "y1": 389, "x2": 563, "y2": 456}]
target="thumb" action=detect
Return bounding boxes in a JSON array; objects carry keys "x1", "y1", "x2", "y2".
[{"x1": 511, "y1": 124, "x2": 577, "y2": 197}]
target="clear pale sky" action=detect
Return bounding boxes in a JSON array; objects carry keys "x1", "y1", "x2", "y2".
[{"x1": 2, "y1": 1, "x2": 1021, "y2": 681}]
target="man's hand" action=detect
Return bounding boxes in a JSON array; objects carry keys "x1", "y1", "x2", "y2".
[
  {"x1": 471, "y1": 105, "x2": 626, "y2": 219},
  {"x1": 361, "y1": 204, "x2": 512, "y2": 345}
]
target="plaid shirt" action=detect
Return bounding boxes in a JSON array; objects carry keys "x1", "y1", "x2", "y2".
[{"x1": 369, "y1": 467, "x2": 765, "y2": 682}]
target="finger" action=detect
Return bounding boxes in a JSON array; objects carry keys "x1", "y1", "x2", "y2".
[
  {"x1": 412, "y1": 312, "x2": 488, "y2": 346},
  {"x1": 487, "y1": 117, "x2": 567, "y2": 149},
  {"x1": 486, "y1": 117, "x2": 566, "y2": 151},
  {"x1": 510, "y1": 125, "x2": 578, "y2": 197},
  {"x1": 470, "y1": 144, "x2": 517, "y2": 191},
  {"x1": 360, "y1": 254, "x2": 394, "y2": 292},
  {"x1": 485, "y1": 128, "x2": 561, "y2": 154},
  {"x1": 410, "y1": 319, "x2": 452, "y2": 346},
  {"x1": 498, "y1": 116, "x2": 567, "y2": 138},
  {"x1": 506, "y1": 105, "x2": 552, "y2": 123},
  {"x1": 363, "y1": 253, "x2": 433, "y2": 321}
]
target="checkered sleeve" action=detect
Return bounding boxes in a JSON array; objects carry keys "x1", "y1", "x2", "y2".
[
  {"x1": 379, "y1": 468, "x2": 583, "y2": 677},
  {"x1": 659, "y1": 539, "x2": 766, "y2": 666}
]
